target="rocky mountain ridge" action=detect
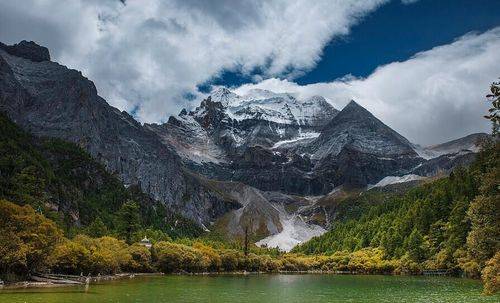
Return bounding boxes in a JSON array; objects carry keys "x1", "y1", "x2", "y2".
[
  {"x1": 0, "y1": 40, "x2": 488, "y2": 251},
  {"x1": 0, "y1": 41, "x2": 239, "y2": 228},
  {"x1": 160, "y1": 88, "x2": 483, "y2": 193}
]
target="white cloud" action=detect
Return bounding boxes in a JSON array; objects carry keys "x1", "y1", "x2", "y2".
[
  {"x1": 234, "y1": 28, "x2": 500, "y2": 145},
  {"x1": 0, "y1": 0, "x2": 387, "y2": 122}
]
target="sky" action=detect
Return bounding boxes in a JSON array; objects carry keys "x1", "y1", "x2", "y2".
[{"x1": 0, "y1": 0, "x2": 499, "y2": 145}]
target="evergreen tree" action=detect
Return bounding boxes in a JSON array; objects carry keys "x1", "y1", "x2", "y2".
[
  {"x1": 85, "y1": 217, "x2": 109, "y2": 238},
  {"x1": 116, "y1": 200, "x2": 141, "y2": 244},
  {"x1": 485, "y1": 79, "x2": 500, "y2": 136},
  {"x1": 406, "y1": 228, "x2": 425, "y2": 263},
  {"x1": 466, "y1": 157, "x2": 499, "y2": 268}
]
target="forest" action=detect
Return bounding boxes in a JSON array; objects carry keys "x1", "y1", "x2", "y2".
[{"x1": 0, "y1": 111, "x2": 498, "y2": 294}]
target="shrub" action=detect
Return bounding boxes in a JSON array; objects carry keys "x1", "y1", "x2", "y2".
[{"x1": 481, "y1": 252, "x2": 499, "y2": 295}]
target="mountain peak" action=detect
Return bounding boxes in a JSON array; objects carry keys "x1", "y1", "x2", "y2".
[
  {"x1": 312, "y1": 98, "x2": 416, "y2": 159},
  {"x1": 333, "y1": 99, "x2": 373, "y2": 122},
  {"x1": 210, "y1": 87, "x2": 239, "y2": 106},
  {"x1": 0, "y1": 40, "x2": 50, "y2": 62},
  {"x1": 344, "y1": 99, "x2": 364, "y2": 110},
  {"x1": 303, "y1": 95, "x2": 327, "y2": 103},
  {"x1": 242, "y1": 88, "x2": 295, "y2": 101},
  {"x1": 212, "y1": 87, "x2": 232, "y2": 95}
]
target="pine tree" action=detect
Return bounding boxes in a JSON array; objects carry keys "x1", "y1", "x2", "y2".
[
  {"x1": 116, "y1": 200, "x2": 141, "y2": 244},
  {"x1": 406, "y1": 228, "x2": 425, "y2": 263},
  {"x1": 85, "y1": 217, "x2": 108, "y2": 238}
]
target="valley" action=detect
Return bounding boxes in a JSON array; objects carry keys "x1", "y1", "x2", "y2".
[
  {"x1": 0, "y1": 40, "x2": 497, "y2": 297},
  {"x1": 0, "y1": 40, "x2": 490, "y2": 251}
]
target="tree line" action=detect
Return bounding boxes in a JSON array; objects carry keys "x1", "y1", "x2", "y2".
[
  {"x1": 293, "y1": 140, "x2": 499, "y2": 294},
  {"x1": 0, "y1": 199, "x2": 403, "y2": 280}
]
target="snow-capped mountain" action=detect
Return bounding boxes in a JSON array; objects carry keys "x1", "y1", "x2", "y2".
[
  {"x1": 1, "y1": 40, "x2": 490, "y2": 252},
  {"x1": 150, "y1": 87, "x2": 339, "y2": 165},
  {"x1": 154, "y1": 88, "x2": 486, "y2": 194},
  {"x1": 209, "y1": 88, "x2": 338, "y2": 128}
]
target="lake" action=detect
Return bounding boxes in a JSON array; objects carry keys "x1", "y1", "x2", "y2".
[{"x1": 0, "y1": 274, "x2": 498, "y2": 303}]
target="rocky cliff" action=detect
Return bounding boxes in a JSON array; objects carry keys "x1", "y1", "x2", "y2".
[
  {"x1": 0, "y1": 41, "x2": 238, "y2": 227},
  {"x1": 0, "y1": 40, "x2": 488, "y2": 251}
]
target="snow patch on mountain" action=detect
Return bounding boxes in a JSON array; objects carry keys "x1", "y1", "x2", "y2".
[
  {"x1": 368, "y1": 174, "x2": 425, "y2": 190},
  {"x1": 256, "y1": 204, "x2": 326, "y2": 252},
  {"x1": 272, "y1": 130, "x2": 321, "y2": 149}
]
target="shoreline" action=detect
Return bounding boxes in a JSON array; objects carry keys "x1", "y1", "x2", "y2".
[
  {"x1": 0, "y1": 273, "x2": 163, "y2": 290},
  {"x1": 0, "y1": 270, "x2": 461, "y2": 290}
]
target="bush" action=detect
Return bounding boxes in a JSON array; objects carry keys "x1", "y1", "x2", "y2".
[
  {"x1": 0, "y1": 199, "x2": 63, "y2": 278},
  {"x1": 219, "y1": 249, "x2": 242, "y2": 271},
  {"x1": 125, "y1": 244, "x2": 153, "y2": 273},
  {"x1": 155, "y1": 241, "x2": 204, "y2": 273},
  {"x1": 72, "y1": 235, "x2": 131, "y2": 274},
  {"x1": 49, "y1": 240, "x2": 91, "y2": 274},
  {"x1": 482, "y1": 252, "x2": 499, "y2": 295}
]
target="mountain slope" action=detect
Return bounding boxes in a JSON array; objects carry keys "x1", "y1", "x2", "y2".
[
  {"x1": 293, "y1": 142, "x2": 499, "y2": 280},
  {"x1": 308, "y1": 100, "x2": 422, "y2": 187},
  {"x1": 309, "y1": 100, "x2": 417, "y2": 160},
  {"x1": 414, "y1": 133, "x2": 489, "y2": 159},
  {"x1": 0, "y1": 41, "x2": 237, "y2": 226},
  {"x1": 0, "y1": 112, "x2": 201, "y2": 237},
  {"x1": 207, "y1": 181, "x2": 327, "y2": 250}
]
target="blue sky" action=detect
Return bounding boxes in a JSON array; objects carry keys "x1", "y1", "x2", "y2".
[
  {"x1": 1, "y1": 0, "x2": 499, "y2": 144},
  {"x1": 210, "y1": 0, "x2": 500, "y2": 88}
]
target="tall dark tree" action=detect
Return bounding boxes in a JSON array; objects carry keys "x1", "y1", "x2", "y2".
[
  {"x1": 116, "y1": 200, "x2": 141, "y2": 244},
  {"x1": 85, "y1": 217, "x2": 109, "y2": 238},
  {"x1": 405, "y1": 228, "x2": 425, "y2": 263},
  {"x1": 485, "y1": 79, "x2": 500, "y2": 136}
]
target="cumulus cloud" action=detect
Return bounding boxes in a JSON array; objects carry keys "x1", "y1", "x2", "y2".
[
  {"x1": 0, "y1": 0, "x2": 387, "y2": 122},
  {"x1": 233, "y1": 28, "x2": 500, "y2": 145}
]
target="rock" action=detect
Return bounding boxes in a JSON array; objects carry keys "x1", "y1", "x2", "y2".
[
  {"x1": 305, "y1": 100, "x2": 422, "y2": 187},
  {"x1": 0, "y1": 40, "x2": 50, "y2": 62},
  {"x1": 0, "y1": 40, "x2": 486, "y2": 249},
  {"x1": 0, "y1": 42, "x2": 237, "y2": 226}
]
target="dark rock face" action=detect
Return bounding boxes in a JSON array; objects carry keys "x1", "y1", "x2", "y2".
[
  {"x1": 306, "y1": 100, "x2": 422, "y2": 188},
  {"x1": 309, "y1": 100, "x2": 417, "y2": 159},
  {"x1": 0, "y1": 44, "x2": 237, "y2": 226},
  {"x1": 0, "y1": 40, "x2": 50, "y2": 62},
  {"x1": 412, "y1": 152, "x2": 478, "y2": 176},
  {"x1": 314, "y1": 146, "x2": 421, "y2": 188}
]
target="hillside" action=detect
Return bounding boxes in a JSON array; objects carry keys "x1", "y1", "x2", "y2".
[
  {"x1": 0, "y1": 42, "x2": 238, "y2": 227},
  {"x1": 0, "y1": 40, "x2": 491, "y2": 251},
  {"x1": 0, "y1": 112, "x2": 201, "y2": 238},
  {"x1": 293, "y1": 141, "x2": 499, "y2": 279}
]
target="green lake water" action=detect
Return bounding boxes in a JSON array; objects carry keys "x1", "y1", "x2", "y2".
[{"x1": 0, "y1": 274, "x2": 498, "y2": 303}]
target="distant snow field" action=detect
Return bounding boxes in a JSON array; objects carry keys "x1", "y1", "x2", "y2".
[
  {"x1": 272, "y1": 131, "x2": 320, "y2": 149},
  {"x1": 368, "y1": 174, "x2": 425, "y2": 190}
]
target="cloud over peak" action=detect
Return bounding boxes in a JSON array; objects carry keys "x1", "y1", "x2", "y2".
[
  {"x1": 1, "y1": 1, "x2": 496, "y2": 145},
  {"x1": 0, "y1": 0, "x2": 388, "y2": 122},
  {"x1": 234, "y1": 27, "x2": 500, "y2": 145}
]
